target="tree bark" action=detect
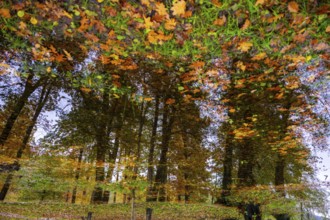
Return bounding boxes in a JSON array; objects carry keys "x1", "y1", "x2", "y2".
[
  {"x1": 72, "y1": 148, "x2": 84, "y2": 204},
  {"x1": 154, "y1": 100, "x2": 174, "y2": 202},
  {"x1": 0, "y1": 71, "x2": 42, "y2": 146},
  {"x1": 0, "y1": 83, "x2": 51, "y2": 201},
  {"x1": 147, "y1": 95, "x2": 159, "y2": 202}
]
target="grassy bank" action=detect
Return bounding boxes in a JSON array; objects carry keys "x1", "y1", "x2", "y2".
[{"x1": 0, "y1": 202, "x2": 241, "y2": 220}]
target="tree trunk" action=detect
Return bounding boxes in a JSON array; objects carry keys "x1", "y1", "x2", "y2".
[
  {"x1": 72, "y1": 148, "x2": 84, "y2": 204},
  {"x1": 216, "y1": 138, "x2": 233, "y2": 205},
  {"x1": 147, "y1": 95, "x2": 159, "y2": 202},
  {"x1": 154, "y1": 100, "x2": 174, "y2": 202},
  {"x1": 0, "y1": 84, "x2": 51, "y2": 201},
  {"x1": 0, "y1": 72, "x2": 42, "y2": 146}
]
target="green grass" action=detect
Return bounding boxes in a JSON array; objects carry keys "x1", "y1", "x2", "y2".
[{"x1": 0, "y1": 202, "x2": 241, "y2": 220}]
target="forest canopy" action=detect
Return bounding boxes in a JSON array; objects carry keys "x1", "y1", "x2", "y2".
[{"x1": 0, "y1": 0, "x2": 329, "y2": 219}]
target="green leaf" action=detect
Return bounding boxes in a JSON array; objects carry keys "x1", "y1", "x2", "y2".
[{"x1": 17, "y1": 11, "x2": 25, "y2": 18}]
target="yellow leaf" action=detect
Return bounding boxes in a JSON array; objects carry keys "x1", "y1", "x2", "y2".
[
  {"x1": 97, "y1": 0, "x2": 104, "y2": 2},
  {"x1": 0, "y1": 8, "x2": 11, "y2": 18},
  {"x1": 144, "y1": 97, "x2": 153, "y2": 102},
  {"x1": 63, "y1": 49, "x2": 73, "y2": 61},
  {"x1": 213, "y1": 15, "x2": 226, "y2": 26},
  {"x1": 288, "y1": 1, "x2": 299, "y2": 13},
  {"x1": 251, "y1": 52, "x2": 267, "y2": 61},
  {"x1": 141, "y1": 0, "x2": 150, "y2": 7},
  {"x1": 81, "y1": 87, "x2": 91, "y2": 93},
  {"x1": 30, "y1": 17, "x2": 38, "y2": 25},
  {"x1": 255, "y1": 0, "x2": 265, "y2": 6},
  {"x1": 144, "y1": 16, "x2": 153, "y2": 29},
  {"x1": 326, "y1": 26, "x2": 330, "y2": 33},
  {"x1": 165, "y1": 18, "x2": 177, "y2": 30},
  {"x1": 155, "y1": 2, "x2": 168, "y2": 16},
  {"x1": 171, "y1": 0, "x2": 186, "y2": 17},
  {"x1": 46, "y1": 67, "x2": 51, "y2": 73},
  {"x1": 236, "y1": 61, "x2": 246, "y2": 71},
  {"x1": 237, "y1": 41, "x2": 253, "y2": 52}
]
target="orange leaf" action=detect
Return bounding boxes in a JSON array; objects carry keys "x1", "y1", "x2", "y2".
[
  {"x1": 241, "y1": 19, "x2": 251, "y2": 30},
  {"x1": 288, "y1": 1, "x2": 299, "y2": 13},
  {"x1": 166, "y1": 98, "x2": 176, "y2": 105},
  {"x1": 211, "y1": 0, "x2": 222, "y2": 7},
  {"x1": 189, "y1": 61, "x2": 205, "y2": 69},
  {"x1": 165, "y1": 18, "x2": 177, "y2": 30},
  {"x1": 237, "y1": 41, "x2": 253, "y2": 52},
  {"x1": 144, "y1": 97, "x2": 153, "y2": 102},
  {"x1": 171, "y1": 0, "x2": 186, "y2": 17},
  {"x1": 155, "y1": 2, "x2": 168, "y2": 16},
  {"x1": 213, "y1": 15, "x2": 226, "y2": 26},
  {"x1": 0, "y1": 8, "x2": 11, "y2": 18}
]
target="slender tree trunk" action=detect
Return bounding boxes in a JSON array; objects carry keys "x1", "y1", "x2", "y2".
[
  {"x1": 274, "y1": 101, "x2": 292, "y2": 220},
  {"x1": 147, "y1": 95, "x2": 159, "y2": 202},
  {"x1": 0, "y1": 84, "x2": 51, "y2": 201},
  {"x1": 216, "y1": 138, "x2": 233, "y2": 205},
  {"x1": 181, "y1": 129, "x2": 190, "y2": 203},
  {"x1": 72, "y1": 148, "x2": 84, "y2": 204},
  {"x1": 154, "y1": 101, "x2": 174, "y2": 202},
  {"x1": 0, "y1": 72, "x2": 41, "y2": 146},
  {"x1": 90, "y1": 77, "x2": 113, "y2": 204}
]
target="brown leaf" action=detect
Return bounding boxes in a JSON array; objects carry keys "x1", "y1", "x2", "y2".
[
  {"x1": 213, "y1": 15, "x2": 226, "y2": 26},
  {"x1": 326, "y1": 26, "x2": 330, "y2": 33},
  {"x1": 166, "y1": 98, "x2": 176, "y2": 105},
  {"x1": 288, "y1": 1, "x2": 299, "y2": 13},
  {"x1": 314, "y1": 42, "x2": 329, "y2": 51}
]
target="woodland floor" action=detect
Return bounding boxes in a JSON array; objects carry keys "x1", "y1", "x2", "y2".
[{"x1": 0, "y1": 202, "x2": 241, "y2": 220}]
